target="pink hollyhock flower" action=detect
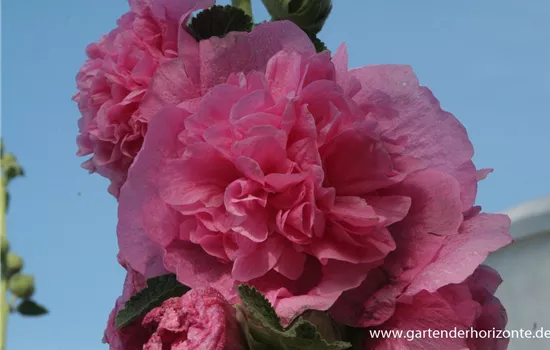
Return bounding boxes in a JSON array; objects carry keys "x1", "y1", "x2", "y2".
[
  {"x1": 362, "y1": 265, "x2": 509, "y2": 350},
  {"x1": 104, "y1": 276, "x2": 242, "y2": 350},
  {"x1": 116, "y1": 20, "x2": 511, "y2": 325},
  {"x1": 74, "y1": 0, "x2": 213, "y2": 197},
  {"x1": 330, "y1": 206, "x2": 512, "y2": 328}
]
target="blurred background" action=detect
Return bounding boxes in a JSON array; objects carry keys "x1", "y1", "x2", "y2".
[{"x1": 1, "y1": 0, "x2": 549, "y2": 349}]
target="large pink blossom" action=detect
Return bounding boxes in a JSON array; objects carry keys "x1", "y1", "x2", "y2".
[
  {"x1": 330, "y1": 206, "x2": 512, "y2": 328},
  {"x1": 116, "y1": 20, "x2": 512, "y2": 324},
  {"x1": 363, "y1": 265, "x2": 509, "y2": 350},
  {"x1": 74, "y1": 0, "x2": 213, "y2": 197},
  {"x1": 104, "y1": 270, "x2": 242, "y2": 350}
]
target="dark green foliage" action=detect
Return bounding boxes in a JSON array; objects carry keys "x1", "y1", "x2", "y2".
[
  {"x1": 115, "y1": 274, "x2": 190, "y2": 329},
  {"x1": 188, "y1": 5, "x2": 254, "y2": 41},
  {"x1": 17, "y1": 300, "x2": 48, "y2": 316},
  {"x1": 237, "y1": 285, "x2": 351, "y2": 350}
]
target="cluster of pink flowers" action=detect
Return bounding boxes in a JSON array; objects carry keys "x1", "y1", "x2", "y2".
[
  {"x1": 74, "y1": 0, "x2": 211, "y2": 197},
  {"x1": 75, "y1": 0, "x2": 513, "y2": 349}
]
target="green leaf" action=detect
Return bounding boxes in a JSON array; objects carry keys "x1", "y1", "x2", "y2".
[
  {"x1": 115, "y1": 274, "x2": 189, "y2": 329},
  {"x1": 238, "y1": 284, "x2": 283, "y2": 331},
  {"x1": 308, "y1": 34, "x2": 327, "y2": 53},
  {"x1": 279, "y1": 318, "x2": 352, "y2": 350},
  {"x1": 188, "y1": 5, "x2": 253, "y2": 41},
  {"x1": 237, "y1": 284, "x2": 351, "y2": 350},
  {"x1": 300, "y1": 310, "x2": 344, "y2": 344},
  {"x1": 232, "y1": 0, "x2": 253, "y2": 17},
  {"x1": 17, "y1": 300, "x2": 48, "y2": 316},
  {"x1": 235, "y1": 304, "x2": 271, "y2": 350}
]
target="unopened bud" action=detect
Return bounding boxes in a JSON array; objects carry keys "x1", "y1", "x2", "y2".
[
  {"x1": 262, "y1": 0, "x2": 332, "y2": 34},
  {"x1": 2, "y1": 153, "x2": 24, "y2": 182},
  {"x1": 8, "y1": 274, "x2": 35, "y2": 299},
  {"x1": 6, "y1": 252, "x2": 24, "y2": 277}
]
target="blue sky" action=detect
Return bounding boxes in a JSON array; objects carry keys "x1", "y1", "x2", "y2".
[{"x1": 1, "y1": 0, "x2": 549, "y2": 349}]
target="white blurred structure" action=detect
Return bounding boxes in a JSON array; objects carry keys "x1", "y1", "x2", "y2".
[{"x1": 485, "y1": 196, "x2": 550, "y2": 350}]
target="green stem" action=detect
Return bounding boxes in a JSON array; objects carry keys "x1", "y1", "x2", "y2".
[
  {"x1": 0, "y1": 178, "x2": 7, "y2": 350},
  {"x1": 232, "y1": 0, "x2": 253, "y2": 18}
]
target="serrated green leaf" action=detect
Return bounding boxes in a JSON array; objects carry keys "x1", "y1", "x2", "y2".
[
  {"x1": 275, "y1": 318, "x2": 351, "y2": 350},
  {"x1": 308, "y1": 34, "x2": 327, "y2": 53},
  {"x1": 300, "y1": 310, "x2": 343, "y2": 343},
  {"x1": 17, "y1": 300, "x2": 48, "y2": 316},
  {"x1": 188, "y1": 5, "x2": 253, "y2": 41},
  {"x1": 238, "y1": 285, "x2": 283, "y2": 331},
  {"x1": 232, "y1": 0, "x2": 253, "y2": 17},
  {"x1": 235, "y1": 304, "x2": 271, "y2": 350},
  {"x1": 115, "y1": 274, "x2": 189, "y2": 329},
  {"x1": 237, "y1": 284, "x2": 351, "y2": 350}
]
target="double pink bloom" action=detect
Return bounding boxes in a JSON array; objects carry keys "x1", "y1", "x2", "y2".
[
  {"x1": 75, "y1": 0, "x2": 212, "y2": 196},
  {"x1": 75, "y1": 1, "x2": 513, "y2": 349}
]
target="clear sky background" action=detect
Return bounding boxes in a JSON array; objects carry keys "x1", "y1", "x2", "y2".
[{"x1": 1, "y1": 0, "x2": 549, "y2": 349}]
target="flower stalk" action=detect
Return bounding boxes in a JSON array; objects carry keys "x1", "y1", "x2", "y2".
[
  {"x1": 1, "y1": 176, "x2": 7, "y2": 350},
  {"x1": 232, "y1": 0, "x2": 253, "y2": 18},
  {"x1": 0, "y1": 146, "x2": 46, "y2": 349}
]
